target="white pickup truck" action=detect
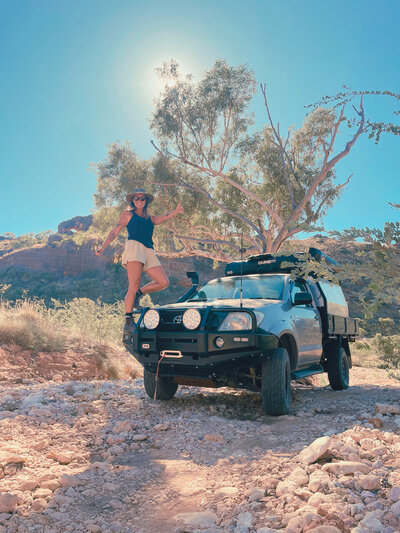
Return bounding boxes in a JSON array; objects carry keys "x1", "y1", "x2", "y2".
[{"x1": 123, "y1": 248, "x2": 358, "y2": 415}]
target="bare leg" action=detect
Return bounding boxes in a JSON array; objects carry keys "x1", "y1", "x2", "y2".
[
  {"x1": 140, "y1": 266, "x2": 169, "y2": 294},
  {"x1": 125, "y1": 261, "x2": 144, "y2": 312}
]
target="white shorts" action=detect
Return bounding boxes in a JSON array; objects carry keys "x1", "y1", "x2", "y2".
[{"x1": 121, "y1": 240, "x2": 161, "y2": 271}]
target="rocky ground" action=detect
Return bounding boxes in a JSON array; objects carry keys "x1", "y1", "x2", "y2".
[{"x1": 0, "y1": 367, "x2": 400, "y2": 533}]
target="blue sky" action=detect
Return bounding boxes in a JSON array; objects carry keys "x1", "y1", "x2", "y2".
[{"x1": 1, "y1": 0, "x2": 399, "y2": 237}]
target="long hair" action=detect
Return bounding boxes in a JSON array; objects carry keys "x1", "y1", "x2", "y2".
[{"x1": 130, "y1": 199, "x2": 150, "y2": 218}]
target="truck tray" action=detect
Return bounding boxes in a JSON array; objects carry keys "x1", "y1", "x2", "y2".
[{"x1": 327, "y1": 314, "x2": 358, "y2": 336}]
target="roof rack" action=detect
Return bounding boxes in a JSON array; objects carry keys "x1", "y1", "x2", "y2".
[{"x1": 225, "y1": 247, "x2": 339, "y2": 277}]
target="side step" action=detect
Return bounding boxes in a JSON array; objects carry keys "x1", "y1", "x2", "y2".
[{"x1": 291, "y1": 363, "x2": 324, "y2": 380}]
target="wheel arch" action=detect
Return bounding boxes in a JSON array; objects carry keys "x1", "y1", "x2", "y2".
[
  {"x1": 323, "y1": 335, "x2": 352, "y2": 369},
  {"x1": 278, "y1": 332, "x2": 298, "y2": 370},
  {"x1": 341, "y1": 337, "x2": 352, "y2": 368}
]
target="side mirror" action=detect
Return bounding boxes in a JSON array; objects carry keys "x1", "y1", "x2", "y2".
[
  {"x1": 187, "y1": 271, "x2": 199, "y2": 286},
  {"x1": 293, "y1": 292, "x2": 313, "y2": 306}
]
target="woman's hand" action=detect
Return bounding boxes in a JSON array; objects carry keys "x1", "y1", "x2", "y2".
[
  {"x1": 174, "y1": 201, "x2": 184, "y2": 216},
  {"x1": 152, "y1": 202, "x2": 184, "y2": 225}
]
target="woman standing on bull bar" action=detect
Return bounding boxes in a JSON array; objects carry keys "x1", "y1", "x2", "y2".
[{"x1": 95, "y1": 187, "x2": 184, "y2": 321}]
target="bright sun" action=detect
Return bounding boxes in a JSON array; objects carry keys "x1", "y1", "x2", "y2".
[{"x1": 144, "y1": 54, "x2": 203, "y2": 100}]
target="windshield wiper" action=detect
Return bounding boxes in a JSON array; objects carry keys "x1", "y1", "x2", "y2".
[
  {"x1": 188, "y1": 298, "x2": 208, "y2": 301},
  {"x1": 247, "y1": 297, "x2": 280, "y2": 300}
]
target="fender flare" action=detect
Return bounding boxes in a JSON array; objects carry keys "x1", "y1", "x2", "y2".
[{"x1": 267, "y1": 322, "x2": 299, "y2": 370}]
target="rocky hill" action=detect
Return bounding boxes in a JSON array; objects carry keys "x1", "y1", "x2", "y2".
[{"x1": 0, "y1": 217, "x2": 198, "y2": 306}]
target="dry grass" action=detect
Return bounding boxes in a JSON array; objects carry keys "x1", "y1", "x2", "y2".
[
  {"x1": 87, "y1": 341, "x2": 142, "y2": 380},
  {"x1": 351, "y1": 341, "x2": 383, "y2": 368},
  {"x1": 0, "y1": 299, "x2": 66, "y2": 352},
  {"x1": 48, "y1": 297, "x2": 125, "y2": 345},
  {"x1": 0, "y1": 298, "x2": 142, "y2": 380}
]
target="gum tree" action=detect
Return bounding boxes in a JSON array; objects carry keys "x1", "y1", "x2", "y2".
[{"x1": 148, "y1": 60, "x2": 399, "y2": 259}]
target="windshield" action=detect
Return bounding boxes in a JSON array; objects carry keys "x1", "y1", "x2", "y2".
[{"x1": 189, "y1": 274, "x2": 285, "y2": 301}]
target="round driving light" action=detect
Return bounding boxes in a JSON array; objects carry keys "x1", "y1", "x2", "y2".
[
  {"x1": 215, "y1": 336, "x2": 225, "y2": 348},
  {"x1": 143, "y1": 309, "x2": 160, "y2": 329},
  {"x1": 182, "y1": 308, "x2": 201, "y2": 330}
]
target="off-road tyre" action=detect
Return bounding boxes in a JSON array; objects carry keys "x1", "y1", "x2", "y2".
[
  {"x1": 327, "y1": 345, "x2": 350, "y2": 390},
  {"x1": 143, "y1": 369, "x2": 178, "y2": 400},
  {"x1": 261, "y1": 348, "x2": 291, "y2": 416}
]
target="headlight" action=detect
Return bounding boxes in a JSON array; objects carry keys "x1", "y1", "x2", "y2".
[
  {"x1": 182, "y1": 309, "x2": 201, "y2": 330},
  {"x1": 143, "y1": 309, "x2": 160, "y2": 329},
  {"x1": 218, "y1": 312, "x2": 252, "y2": 331}
]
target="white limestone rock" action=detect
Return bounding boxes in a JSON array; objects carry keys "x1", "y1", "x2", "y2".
[
  {"x1": 297, "y1": 436, "x2": 332, "y2": 464},
  {"x1": 322, "y1": 461, "x2": 371, "y2": 475}
]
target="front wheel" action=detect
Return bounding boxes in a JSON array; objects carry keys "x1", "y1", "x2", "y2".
[
  {"x1": 143, "y1": 368, "x2": 178, "y2": 400},
  {"x1": 327, "y1": 346, "x2": 350, "y2": 390},
  {"x1": 261, "y1": 348, "x2": 291, "y2": 415}
]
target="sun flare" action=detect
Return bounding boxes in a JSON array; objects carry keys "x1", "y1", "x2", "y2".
[{"x1": 144, "y1": 54, "x2": 203, "y2": 100}]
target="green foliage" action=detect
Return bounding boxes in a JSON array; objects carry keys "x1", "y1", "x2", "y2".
[
  {"x1": 90, "y1": 206, "x2": 122, "y2": 237},
  {"x1": 377, "y1": 317, "x2": 397, "y2": 336},
  {"x1": 0, "y1": 259, "x2": 190, "y2": 310},
  {"x1": 354, "y1": 341, "x2": 371, "y2": 351},
  {"x1": 49, "y1": 297, "x2": 125, "y2": 345},
  {"x1": 0, "y1": 232, "x2": 52, "y2": 253},
  {"x1": 372, "y1": 333, "x2": 400, "y2": 368},
  {"x1": 280, "y1": 253, "x2": 341, "y2": 285},
  {"x1": 307, "y1": 87, "x2": 400, "y2": 144},
  {"x1": 89, "y1": 61, "x2": 399, "y2": 260},
  {"x1": 151, "y1": 59, "x2": 256, "y2": 166},
  {"x1": 0, "y1": 264, "x2": 128, "y2": 305},
  {"x1": 147, "y1": 61, "x2": 400, "y2": 256},
  {"x1": 330, "y1": 204, "x2": 400, "y2": 322},
  {"x1": 91, "y1": 142, "x2": 151, "y2": 208}
]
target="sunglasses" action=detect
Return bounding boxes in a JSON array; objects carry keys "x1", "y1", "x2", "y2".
[{"x1": 133, "y1": 196, "x2": 146, "y2": 201}]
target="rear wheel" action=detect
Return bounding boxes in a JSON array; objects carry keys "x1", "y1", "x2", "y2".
[
  {"x1": 143, "y1": 368, "x2": 178, "y2": 400},
  {"x1": 327, "y1": 346, "x2": 349, "y2": 390},
  {"x1": 261, "y1": 348, "x2": 291, "y2": 415}
]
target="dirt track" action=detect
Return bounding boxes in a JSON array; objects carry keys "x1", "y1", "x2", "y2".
[{"x1": 1, "y1": 367, "x2": 400, "y2": 533}]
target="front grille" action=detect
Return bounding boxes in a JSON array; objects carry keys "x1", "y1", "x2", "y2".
[
  {"x1": 154, "y1": 308, "x2": 228, "y2": 332},
  {"x1": 160, "y1": 338, "x2": 198, "y2": 344}
]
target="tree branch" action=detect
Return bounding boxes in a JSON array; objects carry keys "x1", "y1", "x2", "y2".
[
  {"x1": 261, "y1": 83, "x2": 296, "y2": 209},
  {"x1": 307, "y1": 174, "x2": 354, "y2": 224},
  {"x1": 150, "y1": 140, "x2": 284, "y2": 231},
  {"x1": 285, "y1": 97, "x2": 365, "y2": 234}
]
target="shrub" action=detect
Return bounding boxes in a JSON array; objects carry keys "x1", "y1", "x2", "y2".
[
  {"x1": 48, "y1": 297, "x2": 126, "y2": 345},
  {"x1": 377, "y1": 317, "x2": 397, "y2": 336},
  {"x1": 354, "y1": 341, "x2": 371, "y2": 351},
  {"x1": 372, "y1": 333, "x2": 400, "y2": 368}
]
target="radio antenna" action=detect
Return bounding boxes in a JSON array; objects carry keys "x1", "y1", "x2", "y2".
[{"x1": 240, "y1": 232, "x2": 244, "y2": 308}]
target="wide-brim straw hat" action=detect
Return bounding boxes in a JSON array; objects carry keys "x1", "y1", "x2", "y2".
[{"x1": 126, "y1": 188, "x2": 154, "y2": 204}]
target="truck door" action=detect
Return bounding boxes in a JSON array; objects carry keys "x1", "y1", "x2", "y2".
[{"x1": 290, "y1": 280, "x2": 323, "y2": 365}]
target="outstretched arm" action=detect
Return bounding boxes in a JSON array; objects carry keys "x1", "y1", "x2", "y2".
[
  {"x1": 95, "y1": 210, "x2": 131, "y2": 255},
  {"x1": 151, "y1": 201, "x2": 184, "y2": 225}
]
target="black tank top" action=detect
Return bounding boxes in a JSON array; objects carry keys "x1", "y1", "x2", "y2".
[{"x1": 126, "y1": 212, "x2": 154, "y2": 249}]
